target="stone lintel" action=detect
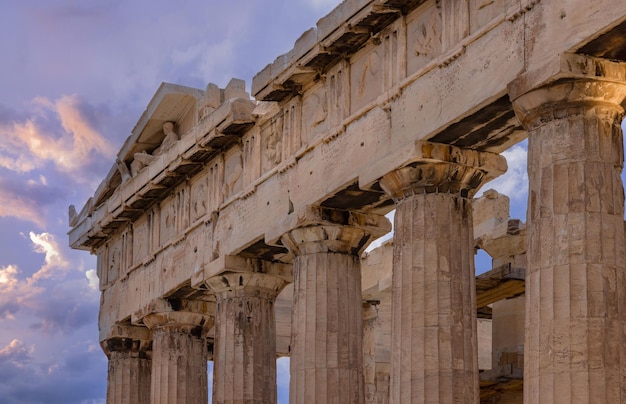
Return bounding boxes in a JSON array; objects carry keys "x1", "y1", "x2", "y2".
[
  {"x1": 508, "y1": 53, "x2": 626, "y2": 110},
  {"x1": 267, "y1": 205, "x2": 391, "y2": 256},
  {"x1": 359, "y1": 140, "x2": 507, "y2": 196},
  {"x1": 132, "y1": 298, "x2": 215, "y2": 335}
]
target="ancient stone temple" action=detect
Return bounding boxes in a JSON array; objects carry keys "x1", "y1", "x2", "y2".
[{"x1": 69, "y1": 0, "x2": 626, "y2": 403}]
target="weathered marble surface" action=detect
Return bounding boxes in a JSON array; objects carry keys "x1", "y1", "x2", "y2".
[{"x1": 68, "y1": 0, "x2": 626, "y2": 402}]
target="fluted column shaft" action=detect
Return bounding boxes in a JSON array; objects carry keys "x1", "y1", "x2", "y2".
[
  {"x1": 380, "y1": 145, "x2": 505, "y2": 404},
  {"x1": 104, "y1": 333, "x2": 151, "y2": 404},
  {"x1": 207, "y1": 268, "x2": 287, "y2": 404},
  {"x1": 513, "y1": 77, "x2": 626, "y2": 403},
  {"x1": 391, "y1": 191, "x2": 477, "y2": 403},
  {"x1": 281, "y1": 207, "x2": 390, "y2": 404},
  {"x1": 143, "y1": 306, "x2": 213, "y2": 404}
]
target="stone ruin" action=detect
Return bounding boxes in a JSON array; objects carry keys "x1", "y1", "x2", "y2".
[{"x1": 69, "y1": 0, "x2": 626, "y2": 402}]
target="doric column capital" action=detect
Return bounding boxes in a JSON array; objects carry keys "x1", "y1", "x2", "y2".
[
  {"x1": 205, "y1": 270, "x2": 288, "y2": 302},
  {"x1": 136, "y1": 298, "x2": 215, "y2": 337},
  {"x1": 101, "y1": 323, "x2": 152, "y2": 357},
  {"x1": 279, "y1": 206, "x2": 391, "y2": 256},
  {"x1": 511, "y1": 79, "x2": 626, "y2": 130},
  {"x1": 194, "y1": 254, "x2": 292, "y2": 300},
  {"x1": 509, "y1": 53, "x2": 626, "y2": 129},
  {"x1": 379, "y1": 142, "x2": 506, "y2": 201}
]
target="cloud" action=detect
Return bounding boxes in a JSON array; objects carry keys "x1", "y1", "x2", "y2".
[
  {"x1": 0, "y1": 232, "x2": 95, "y2": 331},
  {"x1": 0, "y1": 95, "x2": 115, "y2": 175},
  {"x1": 0, "y1": 175, "x2": 64, "y2": 227},
  {"x1": 0, "y1": 265, "x2": 40, "y2": 320},
  {"x1": 0, "y1": 339, "x2": 107, "y2": 404},
  {"x1": 0, "y1": 265, "x2": 19, "y2": 289},
  {"x1": 0, "y1": 339, "x2": 34, "y2": 385},
  {"x1": 29, "y1": 232, "x2": 70, "y2": 281},
  {"x1": 85, "y1": 269, "x2": 99, "y2": 291},
  {"x1": 0, "y1": 265, "x2": 22, "y2": 320},
  {"x1": 479, "y1": 141, "x2": 528, "y2": 202},
  {"x1": 0, "y1": 339, "x2": 33, "y2": 365},
  {"x1": 29, "y1": 287, "x2": 97, "y2": 335}
]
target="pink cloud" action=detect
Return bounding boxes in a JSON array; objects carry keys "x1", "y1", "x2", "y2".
[
  {"x1": 0, "y1": 265, "x2": 42, "y2": 320},
  {"x1": 0, "y1": 189, "x2": 45, "y2": 228},
  {"x1": 0, "y1": 95, "x2": 115, "y2": 175},
  {"x1": 29, "y1": 232, "x2": 70, "y2": 281},
  {"x1": 0, "y1": 232, "x2": 71, "y2": 320},
  {"x1": 0, "y1": 339, "x2": 33, "y2": 367}
]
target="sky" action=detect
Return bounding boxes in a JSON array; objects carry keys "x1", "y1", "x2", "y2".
[{"x1": 0, "y1": 0, "x2": 595, "y2": 403}]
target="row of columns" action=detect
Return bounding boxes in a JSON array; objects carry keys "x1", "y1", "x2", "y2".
[{"x1": 103, "y1": 61, "x2": 626, "y2": 403}]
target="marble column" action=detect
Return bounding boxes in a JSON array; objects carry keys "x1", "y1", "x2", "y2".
[
  {"x1": 205, "y1": 256, "x2": 288, "y2": 404},
  {"x1": 142, "y1": 300, "x2": 214, "y2": 404},
  {"x1": 512, "y1": 66, "x2": 626, "y2": 403},
  {"x1": 103, "y1": 325, "x2": 152, "y2": 404},
  {"x1": 379, "y1": 145, "x2": 505, "y2": 404},
  {"x1": 280, "y1": 206, "x2": 390, "y2": 404}
]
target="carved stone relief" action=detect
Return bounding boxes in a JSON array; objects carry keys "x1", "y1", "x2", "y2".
[
  {"x1": 351, "y1": 48, "x2": 383, "y2": 112},
  {"x1": 107, "y1": 238, "x2": 122, "y2": 285},
  {"x1": 160, "y1": 195, "x2": 177, "y2": 245},
  {"x1": 223, "y1": 147, "x2": 243, "y2": 199},
  {"x1": 302, "y1": 86, "x2": 328, "y2": 146},
  {"x1": 130, "y1": 122, "x2": 179, "y2": 177},
  {"x1": 132, "y1": 215, "x2": 149, "y2": 265},
  {"x1": 190, "y1": 173, "x2": 209, "y2": 222},
  {"x1": 407, "y1": 0, "x2": 442, "y2": 74},
  {"x1": 351, "y1": 20, "x2": 406, "y2": 114},
  {"x1": 154, "y1": 122, "x2": 179, "y2": 155},
  {"x1": 159, "y1": 185, "x2": 189, "y2": 244},
  {"x1": 261, "y1": 118, "x2": 282, "y2": 173}
]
